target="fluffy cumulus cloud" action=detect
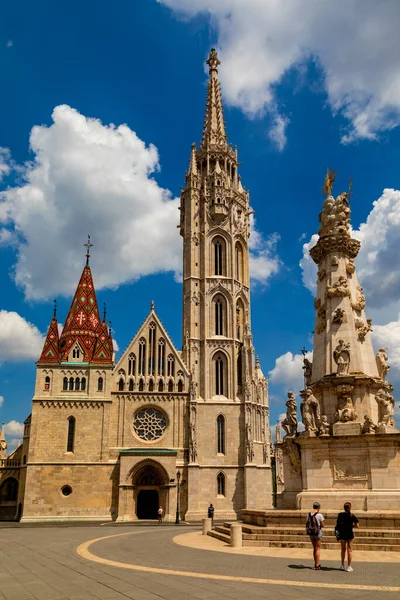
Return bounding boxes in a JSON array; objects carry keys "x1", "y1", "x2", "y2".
[
  {"x1": 0, "y1": 147, "x2": 11, "y2": 182},
  {"x1": 0, "y1": 105, "x2": 280, "y2": 299},
  {"x1": 249, "y1": 227, "x2": 281, "y2": 286},
  {"x1": 0, "y1": 395, "x2": 4, "y2": 408},
  {"x1": 0, "y1": 311, "x2": 44, "y2": 362},
  {"x1": 268, "y1": 351, "x2": 312, "y2": 393},
  {"x1": 5, "y1": 420, "x2": 24, "y2": 437},
  {"x1": 159, "y1": 0, "x2": 400, "y2": 144}
]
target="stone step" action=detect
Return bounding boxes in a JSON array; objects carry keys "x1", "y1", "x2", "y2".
[
  {"x1": 223, "y1": 523, "x2": 400, "y2": 539},
  {"x1": 242, "y1": 533, "x2": 400, "y2": 545},
  {"x1": 243, "y1": 540, "x2": 400, "y2": 552},
  {"x1": 207, "y1": 530, "x2": 229, "y2": 543}
]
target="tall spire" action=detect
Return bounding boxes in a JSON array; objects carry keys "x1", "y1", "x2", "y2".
[
  {"x1": 37, "y1": 301, "x2": 60, "y2": 364},
  {"x1": 0, "y1": 423, "x2": 7, "y2": 460},
  {"x1": 201, "y1": 49, "x2": 227, "y2": 149}
]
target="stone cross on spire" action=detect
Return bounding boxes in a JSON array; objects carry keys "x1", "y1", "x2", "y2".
[
  {"x1": 201, "y1": 48, "x2": 227, "y2": 149},
  {"x1": 84, "y1": 235, "x2": 93, "y2": 266}
]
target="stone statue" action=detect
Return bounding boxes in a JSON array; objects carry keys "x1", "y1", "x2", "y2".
[
  {"x1": 362, "y1": 415, "x2": 377, "y2": 434},
  {"x1": 336, "y1": 395, "x2": 358, "y2": 422},
  {"x1": 316, "y1": 305, "x2": 327, "y2": 333},
  {"x1": 318, "y1": 188, "x2": 351, "y2": 237},
  {"x1": 375, "y1": 388, "x2": 395, "y2": 427},
  {"x1": 357, "y1": 318, "x2": 373, "y2": 340},
  {"x1": 318, "y1": 415, "x2": 330, "y2": 436},
  {"x1": 189, "y1": 423, "x2": 198, "y2": 462},
  {"x1": 302, "y1": 358, "x2": 312, "y2": 385},
  {"x1": 245, "y1": 422, "x2": 254, "y2": 462},
  {"x1": 376, "y1": 348, "x2": 390, "y2": 380},
  {"x1": 326, "y1": 276, "x2": 350, "y2": 299},
  {"x1": 281, "y1": 392, "x2": 298, "y2": 437},
  {"x1": 189, "y1": 376, "x2": 197, "y2": 401},
  {"x1": 275, "y1": 420, "x2": 282, "y2": 443},
  {"x1": 351, "y1": 284, "x2": 366, "y2": 312},
  {"x1": 332, "y1": 308, "x2": 345, "y2": 325},
  {"x1": 333, "y1": 339, "x2": 351, "y2": 375},
  {"x1": 300, "y1": 387, "x2": 320, "y2": 432},
  {"x1": 346, "y1": 258, "x2": 355, "y2": 274}
]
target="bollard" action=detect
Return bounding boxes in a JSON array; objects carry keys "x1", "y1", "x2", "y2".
[
  {"x1": 202, "y1": 517, "x2": 212, "y2": 535},
  {"x1": 230, "y1": 523, "x2": 242, "y2": 547}
]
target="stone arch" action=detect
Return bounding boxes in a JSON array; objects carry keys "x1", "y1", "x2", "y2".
[{"x1": 126, "y1": 459, "x2": 170, "y2": 486}]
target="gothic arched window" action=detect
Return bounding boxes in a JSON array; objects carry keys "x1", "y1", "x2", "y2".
[
  {"x1": 44, "y1": 375, "x2": 51, "y2": 390},
  {"x1": 214, "y1": 353, "x2": 226, "y2": 396},
  {"x1": 217, "y1": 414, "x2": 225, "y2": 454},
  {"x1": 177, "y1": 380, "x2": 183, "y2": 392},
  {"x1": 148, "y1": 322, "x2": 156, "y2": 375},
  {"x1": 128, "y1": 353, "x2": 136, "y2": 377},
  {"x1": 217, "y1": 472, "x2": 225, "y2": 496},
  {"x1": 63, "y1": 377, "x2": 68, "y2": 391},
  {"x1": 235, "y1": 242, "x2": 244, "y2": 281},
  {"x1": 75, "y1": 377, "x2": 80, "y2": 391},
  {"x1": 129, "y1": 379, "x2": 134, "y2": 391},
  {"x1": 148, "y1": 379, "x2": 154, "y2": 392},
  {"x1": 0, "y1": 478, "x2": 18, "y2": 502},
  {"x1": 67, "y1": 417, "x2": 75, "y2": 452},
  {"x1": 139, "y1": 378, "x2": 144, "y2": 392},
  {"x1": 167, "y1": 354, "x2": 175, "y2": 377},
  {"x1": 81, "y1": 377, "x2": 86, "y2": 391},
  {"x1": 97, "y1": 377, "x2": 103, "y2": 391},
  {"x1": 158, "y1": 338, "x2": 165, "y2": 376},
  {"x1": 213, "y1": 237, "x2": 226, "y2": 276},
  {"x1": 158, "y1": 379, "x2": 164, "y2": 392},
  {"x1": 168, "y1": 379, "x2": 173, "y2": 392},
  {"x1": 118, "y1": 379, "x2": 124, "y2": 391},
  {"x1": 138, "y1": 338, "x2": 146, "y2": 376},
  {"x1": 236, "y1": 299, "x2": 244, "y2": 340},
  {"x1": 213, "y1": 295, "x2": 227, "y2": 336},
  {"x1": 69, "y1": 377, "x2": 74, "y2": 391}
]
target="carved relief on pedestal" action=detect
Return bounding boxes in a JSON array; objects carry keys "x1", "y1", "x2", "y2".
[
  {"x1": 316, "y1": 304, "x2": 327, "y2": 334},
  {"x1": 281, "y1": 392, "x2": 298, "y2": 438},
  {"x1": 332, "y1": 307, "x2": 345, "y2": 325},
  {"x1": 300, "y1": 387, "x2": 320, "y2": 432},
  {"x1": 282, "y1": 437, "x2": 301, "y2": 473},
  {"x1": 375, "y1": 387, "x2": 395, "y2": 428},
  {"x1": 355, "y1": 318, "x2": 372, "y2": 340},
  {"x1": 326, "y1": 276, "x2": 350, "y2": 299},
  {"x1": 351, "y1": 284, "x2": 366, "y2": 312},
  {"x1": 362, "y1": 415, "x2": 377, "y2": 434},
  {"x1": 333, "y1": 458, "x2": 368, "y2": 483},
  {"x1": 376, "y1": 348, "x2": 390, "y2": 380},
  {"x1": 333, "y1": 339, "x2": 351, "y2": 375},
  {"x1": 318, "y1": 415, "x2": 330, "y2": 436}
]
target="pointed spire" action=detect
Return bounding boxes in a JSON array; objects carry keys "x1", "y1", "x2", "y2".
[
  {"x1": 0, "y1": 423, "x2": 7, "y2": 460},
  {"x1": 84, "y1": 235, "x2": 93, "y2": 266},
  {"x1": 37, "y1": 303, "x2": 60, "y2": 364},
  {"x1": 188, "y1": 143, "x2": 198, "y2": 176},
  {"x1": 201, "y1": 49, "x2": 227, "y2": 149},
  {"x1": 59, "y1": 254, "x2": 113, "y2": 364},
  {"x1": 151, "y1": 300, "x2": 155, "y2": 312}
]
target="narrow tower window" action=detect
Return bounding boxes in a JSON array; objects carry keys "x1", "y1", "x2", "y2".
[
  {"x1": 235, "y1": 242, "x2": 244, "y2": 281},
  {"x1": 44, "y1": 375, "x2": 51, "y2": 390},
  {"x1": 63, "y1": 377, "x2": 68, "y2": 391},
  {"x1": 158, "y1": 379, "x2": 164, "y2": 392},
  {"x1": 75, "y1": 377, "x2": 80, "y2": 391},
  {"x1": 215, "y1": 353, "x2": 225, "y2": 395},
  {"x1": 81, "y1": 377, "x2": 86, "y2": 391},
  {"x1": 213, "y1": 237, "x2": 226, "y2": 276},
  {"x1": 97, "y1": 377, "x2": 103, "y2": 391},
  {"x1": 217, "y1": 415, "x2": 225, "y2": 454},
  {"x1": 157, "y1": 338, "x2": 165, "y2": 376},
  {"x1": 128, "y1": 353, "x2": 136, "y2": 377},
  {"x1": 69, "y1": 377, "x2": 74, "y2": 391},
  {"x1": 138, "y1": 338, "x2": 146, "y2": 376},
  {"x1": 217, "y1": 472, "x2": 225, "y2": 496},
  {"x1": 148, "y1": 322, "x2": 156, "y2": 375},
  {"x1": 167, "y1": 354, "x2": 175, "y2": 377},
  {"x1": 129, "y1": 379, "x2": 134, "y2": 391},
  {"x1": 177, "y1": 379, "x2": 184, "y2": 392},
  {"x1": 67, "y1": 417, "x2": 75, "y2": 452},
  {"x1": 168, "y1": 379, "x2": 174, "y2": 392},
  {"x1": 118, "y1": 379, "x2": 124, "y2": 391}
]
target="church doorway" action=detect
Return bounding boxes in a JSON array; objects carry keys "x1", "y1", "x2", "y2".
[{"x1": 137, "y1": 489, "x2": 159, "y2": 519}]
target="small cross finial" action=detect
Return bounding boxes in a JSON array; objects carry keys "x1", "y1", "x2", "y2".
[
  {"x1": 103, "y1": 302, "x2": 107, "y2": 321},
  {"x1": 84, "y1": 235, "x2": 93, "y2": 265},
  {"x1": 53, "y1": 299, "x2": 57, "y2": 318},
  {"x1": 151, "y1": 300, "x2": 155, "y2": 311},
  {"x1": 108, "y1": 320, "x2": 112, "y2": 336}
]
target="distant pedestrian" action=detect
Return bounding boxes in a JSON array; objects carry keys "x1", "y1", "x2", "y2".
[
  {"x1": 335, "y1": 502, "x2": 359, "y2": 572},
  {"x1": 306, "y1": 502, "x2": 324, "y2": 570},
  {"x1": 207, "y1": 503, "x2": 215, "y2": 528},
  {"x1": 157, "y1": 506, "x2": 163, "y2": 524}
]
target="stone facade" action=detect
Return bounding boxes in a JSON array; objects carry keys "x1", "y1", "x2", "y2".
[
  {"x1": 0, "y1": 49, "x2": 273, "y2": 523},
  {"x1": 278, "y1": 171, "x2": 400, "y2": 512}
]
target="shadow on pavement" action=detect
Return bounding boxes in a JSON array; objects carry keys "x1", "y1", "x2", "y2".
[{"x1": 288, "y1": 564, "x2": 340, "y2": 572}]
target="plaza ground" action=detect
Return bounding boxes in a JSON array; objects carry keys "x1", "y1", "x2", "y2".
[{"x1": 0, "y1": 523, "x2": 399, "y2": 599}]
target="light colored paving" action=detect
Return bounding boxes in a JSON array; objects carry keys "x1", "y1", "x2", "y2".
[
  {"x1": 173, "y1": 530, "x2": 400, "y2": 563},
  {"x1": 76, "y1": 530, "x2": 400, "y2": 593}
]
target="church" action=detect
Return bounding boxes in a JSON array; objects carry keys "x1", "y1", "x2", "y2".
[{"x1": 0, "y1": 49, "x2": 273, "y2": 522}]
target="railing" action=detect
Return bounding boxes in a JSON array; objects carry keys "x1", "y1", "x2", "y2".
[{"x1": 0, "y1": 459, "x2": 21, "y2": 468}]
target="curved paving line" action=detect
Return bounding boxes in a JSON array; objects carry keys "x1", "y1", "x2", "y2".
[{"x1": 76, "y1": 531, "x2": 400, "y2": 593}]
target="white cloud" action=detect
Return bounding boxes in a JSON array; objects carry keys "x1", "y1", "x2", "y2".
[
  {"x1": 6, "y1": 40, "x2": 13, "y2": 48},
  {"x1": 112, "y1": 338, "x2": 119, "y2": 352},
  {"x1": 0, "y1": 147, "x2": 11, "y2": 182},
  {"x1": 0, "y1": 105, "x2": 182, "y2": 300},
  {"x1": 5, "y1": 420, "x2": 24, "y2": 437},
  {"x1": 0, "y1": 395, "x2": 4, "y2": 408},
  {"x1": 268, "y1": 351, "x2": 312, "y2": 393},
  {"x1": 371, "y1": 318, "x2": 400, "y2": 385},
  {"x1": 268, "y1": 114, "x2": 289, "y2": 151},
  {"x1": 159, "y1": 0, "x2": 400, "y2": 143},
  {"x1": 0, "y1": 311, "x2": 44, "y2": 362},
  {"x1": 249, "y1": 226, "x2": 281, "y2": 286}
]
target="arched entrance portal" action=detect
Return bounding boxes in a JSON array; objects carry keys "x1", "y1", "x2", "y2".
[{"x1": 133, "y1": 462, "x2": 168, "y2": 520}]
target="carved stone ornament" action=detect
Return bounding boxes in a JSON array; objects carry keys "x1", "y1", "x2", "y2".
[
  {"x1": 318, "y1": 415, "x2": 330, "y2": 436},
  {"x1": 189, "y1": 423, "x2": 198, "y2": 463},
  {"x1": 275, "y1": 420, "x2": 282, "y2": 443},
  {"x1": 314, "y1": 297, "x2": 321, "y2": 310},
  {"x1": 326, "y1": 276, "x2": 350, "y2": 299},
  {"x1": 316, "y1": 305, "x2": 327, "y2": 334},
  {"x1": 282, "y1": 437, "x2": 301, "y2": 473},
  {"x1": 362, "y1": 415, "x2": 377, "y2": 434},
  {"x1": 300, "y1": 387, "x2": 320, "y2": 432},
  {"x1": 332, "y1": 307, "x2": 345, "y2": 325},
  {"x1": 318, "y1": 269, "x2": 327, "y2": 282},
  {"x1": 346, "y1": 258, "x2": 355, "y2": 275},
  {"x1": 335, "y1": 395, "x2": 358, "y2": 423},
  {"x1": 302, "y1": 358, "x2": 312, "y2": 386},
  {"x1": 331, "y1": 254, "x2": 340, "y2": 266},
  {"x1": 333, "y1": 339, "x2": 351, "y2": 375},
  {"x1": 310, "y1": 236, "x2": 360, "y2": 266},
  {"x1": 356, "y1": 318, "x2": 372, "y2": 340},
  {"x1": 245, "y1": 422, "x2": 254, "y2": 463},
  {"x1": 281, "y1": 392, "x2": 298, "y2": 437},
  {"x1": 375, "y1": 388, "x2": 395, "y2": 428},
  {"x1": 376, "y1": 348, "x2": 390, "y2": 380},
  {"x1": 351, "y1": 284, "x2": 366, "y2": 312},
  {"x1": 318, "y1": 191, "x2": 351, "y2": 238}
]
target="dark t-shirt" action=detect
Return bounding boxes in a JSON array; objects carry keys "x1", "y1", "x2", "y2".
[
  {"x1": 336, "y1": 511, "x2": 359, "y2": 539},
  {"x1": 208, "y1": 507, "x2": 214, "y2": 518}
]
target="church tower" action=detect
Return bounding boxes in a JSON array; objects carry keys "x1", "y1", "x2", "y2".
[{"x1": 181, "y1": 49, "x2": 272, "y2": 519}]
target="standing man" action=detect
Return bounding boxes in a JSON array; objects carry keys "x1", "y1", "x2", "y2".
[
  {"x1": 157, "y1": 506, "x2": 163, "y2": 524},
  {"x1": 306, "y1": 502, "x2": 324, "y2": 569},
  {"x1": 207, "y1": 503, "x2": 215, "y2": 528}
]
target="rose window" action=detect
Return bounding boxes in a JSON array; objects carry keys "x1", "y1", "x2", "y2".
[{"x1": 133, "y1": 408, "x2": 167, "y2": 441}]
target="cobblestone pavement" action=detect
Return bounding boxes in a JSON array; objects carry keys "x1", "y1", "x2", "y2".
[{"x1": 0, "y1": 524, "x2": 399, "y2": 600}]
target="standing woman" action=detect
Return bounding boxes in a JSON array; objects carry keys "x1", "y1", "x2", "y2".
[{"x1": 335, "y1": 502, "x2": 359, "y2": 572}]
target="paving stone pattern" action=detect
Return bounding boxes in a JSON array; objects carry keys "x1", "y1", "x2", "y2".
[{"x1": 0, "y1": 525, "x2": 398, "y2": 599}]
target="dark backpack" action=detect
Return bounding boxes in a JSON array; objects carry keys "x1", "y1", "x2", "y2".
[{"x1": 306, "y1": 512, "x2": 320, "y2": 536}]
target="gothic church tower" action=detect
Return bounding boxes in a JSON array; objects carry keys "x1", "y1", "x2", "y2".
[{"x1": 181, "y1": 50, "x2": 272, "y2": 518}]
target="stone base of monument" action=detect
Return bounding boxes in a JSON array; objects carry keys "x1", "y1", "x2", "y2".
[{"x1": 332, "y1": 421, "x2": 362, "y2": 435}]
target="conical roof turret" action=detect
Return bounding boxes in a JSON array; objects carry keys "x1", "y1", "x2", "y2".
[
  {"x1": 201, "y1": 49, "x2": 228, "y2": 149},
  {"x1": 37, "y1": 300, "x2": 60, "y2": 364}
]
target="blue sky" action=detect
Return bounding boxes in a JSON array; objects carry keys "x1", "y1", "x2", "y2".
[{"x1": 1, "y1": 0, "x2": 400, "y2": 445}]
